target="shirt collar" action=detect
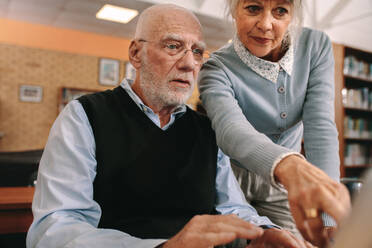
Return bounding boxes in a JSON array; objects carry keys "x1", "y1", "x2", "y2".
[
  {"x1": 233, "y1": 35, "x2": 293, "y2": 83},
  {"x1": 119, "y1": 79, "x2": 187, "y2": 115}
]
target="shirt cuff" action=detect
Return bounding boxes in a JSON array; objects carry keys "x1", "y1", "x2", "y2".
[
  {"x1": 260, "y1": 224, "x2": 281, "y2": 230},
  {"x1": 322, "y1": 212, "x2": 336, "y2": 227},
  {"x1": 155, "y1": 242, "x2": 165, "y2": 248},
  {"x1": 270, "y1": 152, "x2": 305, "y2": 191}
]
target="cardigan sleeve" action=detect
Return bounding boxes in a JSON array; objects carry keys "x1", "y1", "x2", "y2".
[
  {"x1": 198, "y1": 58, "x2": 292, "y2": 187},
  {"x1": 302, "y1": 32, "x2": 340, "y2": 181}
]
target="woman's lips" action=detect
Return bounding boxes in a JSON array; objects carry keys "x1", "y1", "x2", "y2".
[{"x1": 252, "y1": 36, "x2": 271, "y2": 44}]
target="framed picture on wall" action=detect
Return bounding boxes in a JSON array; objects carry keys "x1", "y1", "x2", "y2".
[
  {"x1": 19, "y1": 85, "x2": 43, "y2": 102},
  {"x1": 98, "y1": 58, "x2": 120, "y2": 86},
  {"x1": 58, "y1": 87, "x2": 99, "y2": 113}
]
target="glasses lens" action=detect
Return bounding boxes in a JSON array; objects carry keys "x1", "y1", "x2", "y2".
[
  {"x1": 163, "y1": 41, "x2": 183, "y2": 56},
  {"x1": 159, "y1": 40, "x2": 209, "y2": 65},
  {"x1": 192, "y1": 49, "x2": 204, "y2": 64}
]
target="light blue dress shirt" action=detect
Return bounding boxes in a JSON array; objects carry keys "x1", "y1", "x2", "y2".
[{"x1": 26, "y1": 79, "x2": 274, "y2": 248}]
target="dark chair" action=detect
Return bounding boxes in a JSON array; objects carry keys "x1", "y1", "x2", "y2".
[{"x1": 0, "y1": 150, "x2": 43, "y2": 187}]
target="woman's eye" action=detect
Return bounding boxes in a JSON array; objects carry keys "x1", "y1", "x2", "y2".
[
  {"x1": 245, "y1": 5, "x2": 261, "y2": 14},
  {"x1": 274, "y1": 7, "x2": 288, "y2": 16}
]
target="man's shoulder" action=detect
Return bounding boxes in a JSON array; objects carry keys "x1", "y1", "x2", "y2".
[
  {"x1": 186, "y1": 106, "x2": 209, "y2": 119},
  {"x1": 185, "y1": 106, "x2": 213, "y2": 130},
  {"x1": 78, "y1": 87, "x2": 126, "y2": 108},
  {"x1": 78, "y1": 88, "x2": 116, "y2": 101}
]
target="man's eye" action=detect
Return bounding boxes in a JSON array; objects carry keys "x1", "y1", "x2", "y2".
[
  {"x1": 165, "y1": 43, "x2": 179, "y2": 50},
  {"x1": 245, "y1": 5, "x2": 261, "y2": 13},
  {"x1": 192, "y1": 48, "x2": 204, "y2": 56}
]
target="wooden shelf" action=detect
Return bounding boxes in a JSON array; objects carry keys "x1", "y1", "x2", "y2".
[
  {"x1": 345, "y1": 137, "x2": 372, "y2": 142},
  {"x1": 344, "y1": 74, "x2": 372, "y2": 84},
  {"x1": 344, "y1": 107, "x2": 372, "y2": 113},
  {"x1": 0, "y1": 187, "x2": 34, "y2": 210},
  {"x1": 0, "y1": 187, "x2": 35, "y2": 234},
  {"x1": 344, "y1": 165, "x2": 372, "y2": 168}
]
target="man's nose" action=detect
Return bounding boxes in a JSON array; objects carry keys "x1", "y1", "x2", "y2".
[{"x1": 176, "y1": 49, "x2": 197, "y2": 71}]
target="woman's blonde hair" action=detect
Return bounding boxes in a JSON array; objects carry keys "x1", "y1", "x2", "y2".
[{"x1": 225, "y1": 0, "x2": 303, "y2": 47}]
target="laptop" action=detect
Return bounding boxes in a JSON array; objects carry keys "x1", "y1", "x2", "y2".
[{"x1": 330, "y1": 168, "x2": 372, "y2": 248}]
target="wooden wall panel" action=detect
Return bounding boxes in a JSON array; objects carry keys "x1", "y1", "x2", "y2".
[
  {"x1": 332, "y1": 43, "x2": 345, "y2": 178},
  {"x1": 0, "y1": 43, "x2": 124, "y2": 151}
]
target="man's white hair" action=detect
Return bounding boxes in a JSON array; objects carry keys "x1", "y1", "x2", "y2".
[{"x1": 134, "y1": 4, "x2": 202, "y2": 40}]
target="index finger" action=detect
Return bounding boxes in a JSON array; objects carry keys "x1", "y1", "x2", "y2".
[
  {"x1": 315, "y1": 184, "x2": 351, "y2": 224},
  {"x1": 210, "y1": 215, "x2": 264, "y2": 237}
]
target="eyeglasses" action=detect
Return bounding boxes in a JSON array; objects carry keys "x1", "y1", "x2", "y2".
[{"x1": 138, "y1": 39, "x2": 209, "y2": 65}]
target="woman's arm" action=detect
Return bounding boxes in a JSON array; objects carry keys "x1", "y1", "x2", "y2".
[
  {"x1": 198, "y1": 59, "x2": 292, "y2": 186},
  {"x1": 302, "y1": 32, "x2": 340, "y2": 181}
]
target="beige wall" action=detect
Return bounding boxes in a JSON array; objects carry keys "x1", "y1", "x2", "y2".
[
  {"x1": 0, "y1": 18, "x2": 131, "y2": 60},
  {"x1": 0, "y1": 43, "x2": 126, "y2": 151},
  {"x1": 0, "y1": 19, "x2": 199, "y2": 151}
]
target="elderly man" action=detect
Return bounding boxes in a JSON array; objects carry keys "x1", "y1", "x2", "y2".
[{"x1": 26, "y1": 4, "x2": 310, "y2": 248}]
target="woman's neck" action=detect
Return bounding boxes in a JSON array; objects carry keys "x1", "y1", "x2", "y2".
[{"x1": 262, "y1": 44, "x2": 288, "y2": 62}]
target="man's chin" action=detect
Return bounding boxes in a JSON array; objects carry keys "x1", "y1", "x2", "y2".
[{"x1": 163, "y1": 92, "x2": 192, "y2": 106}]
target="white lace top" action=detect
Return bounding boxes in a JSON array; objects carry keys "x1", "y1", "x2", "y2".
[{"x1": 233, "y1": 36, "x2": 293, "y2": 83}]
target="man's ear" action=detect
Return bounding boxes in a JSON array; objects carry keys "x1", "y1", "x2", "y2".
[{"x1": 129, "y1": 40, "x2": 142, "y2": 69}]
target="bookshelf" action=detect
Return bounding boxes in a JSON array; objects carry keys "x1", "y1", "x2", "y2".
[{"x1": 333, "y1": 44, "x2": 372, "y2": 178}]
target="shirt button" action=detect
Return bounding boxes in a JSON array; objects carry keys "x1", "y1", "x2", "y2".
[
  {"x1": 280, "y1": 112, "x2": 287, "y2": 119},
  {"x1": 278, "y1": 86, "x2": 285, "y2": 94}
]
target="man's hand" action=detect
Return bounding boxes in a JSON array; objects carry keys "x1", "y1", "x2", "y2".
[
  {"x1": 274, "y1": 155, "x2": 351, "y2": 246},
  {"x1": 162, "y1": 214, "x2": 263, "y2": 248},
  {"x1": 247, "y1": 228, "x2": 315, "y2": 248}
]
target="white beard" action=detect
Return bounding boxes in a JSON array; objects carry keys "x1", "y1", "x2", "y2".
[{"x1": 139, "y1": 59, "x2": 194, "y2": 108}]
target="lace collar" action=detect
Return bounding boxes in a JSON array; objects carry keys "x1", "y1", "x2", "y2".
[{"x1": 233, "y1": 35, "x2": 293, "y2": 83}]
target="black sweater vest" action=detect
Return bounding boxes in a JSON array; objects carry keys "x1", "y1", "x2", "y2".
[{"x1": 78, "y1": 87, "x2": 218, "y2": 239}]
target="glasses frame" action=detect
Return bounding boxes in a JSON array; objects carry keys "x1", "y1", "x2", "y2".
[{"x1": 138, "y1": 39, "x2": 209, "y2": 65}]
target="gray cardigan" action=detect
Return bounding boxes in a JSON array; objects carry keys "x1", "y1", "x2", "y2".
[{"x1": 198, "y1": 28, "x2": 340, "y2": 185}]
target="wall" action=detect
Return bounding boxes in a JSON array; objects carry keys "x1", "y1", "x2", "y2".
[
  {"x1": 302, "y1": 0, "x2": 372, "y2": 52},
  {"x1": 0, "y1": 43, "x2": 126, "y2": 151},
  {"x1": 0, "y1": 19, "x2": 200, "y2": 151},
  {"x1": 0, "y1": 18, "x2": 131, "y2": 61}
]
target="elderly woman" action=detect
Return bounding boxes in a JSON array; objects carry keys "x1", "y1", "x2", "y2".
[{"x1": 198, "y1": 0, "x2": 350, "y2": 246}]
